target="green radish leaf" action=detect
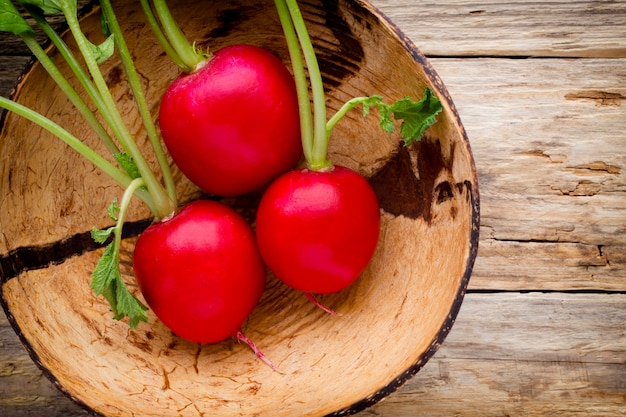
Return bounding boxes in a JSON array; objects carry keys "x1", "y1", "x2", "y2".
[
  {"x1": 107, "y1": 198, "x2": 120, "y2": 221},
  {"x1": 114, "y1": 276, "x2": 148, "y2": 328},
  {"x1": 16, "y1": 0, "x2": 65, "y2": 15},
  {"x1": 389, "y1": 88, "x2": 443, "y2": 145},
  {"x1": 90, "y1": 243, "x2": 118, "y2": 297},
  {"x1": 328, "y1": 88, "x2": 442, "y2": 149},
  {"x1": 349, "y1": 88, "x2": 442, "y2": 145},
  {"x1": 87, "y1": 33, "x2": 115, "y2": 64},
  {"x1": 19, "y1": 0, "x2": 112, "y2": 64},
  {"x1": 90, "y1": 242, "x2": 148, "y2": 328},
  {"x1": 99, "y1": 281, "x2": 120, "y2": 319},
  {"x1": 346, "y1": 95, "x2": 394, "y2": 133},
  {"x1": 90, "y1": 226, "x2": 115, "y2": 244},
  {"x1": 360, "y1": 95, "x2": 382, "y2": 117},
  {"x1": 0, "y1": 0, "x2": 35, "y2": 35},
  {"x1": 114, "y1": 152, "x2": 141, "y2": 180}
]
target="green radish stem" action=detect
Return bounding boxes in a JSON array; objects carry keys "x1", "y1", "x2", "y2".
[
  {"x1": 147, "y1": 0, "x2": 206, "y2": 72},
  {"x1": 112, "y1": 178, "x2": 147, "y2": 265},
  {"x1": 109, "y1": 177, "x2": 151, "y2": 328},
  {"x1": 0, "y1": 96, "x2": 156, "y2": 213},
  {"x1": 283, "y1": 0, "x2": 330, "y2": 171},
  {"x1": 91, "y1": 177, "x2": 150, "y2": 328},
  {"x1": 58, "y1": 0, "x2": 174, "y2": 219},
  {"x1": 273, "y1": 0, "x2": 314, "y2": 164},
  {"x1": 100, "y1": 0, "x2": 177, "y2": 205},
  {"x1": 138, "y1": 0, "x2": 186, "y2": 70},
  {"x1": 275, "y1": 0, "x2": 443, "y2": 171},
  {"x1": 326, "y1": 96, "x2": 373, "y2": 139},
  {"x1": 18, "y1": 31, "x2": 120, "y2": 156}
]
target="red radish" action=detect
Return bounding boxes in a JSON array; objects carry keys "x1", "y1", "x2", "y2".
[
  {"x1": 158, "y1": 44, "x2": 302, "y2": 197},
  {"x1": 133, "y1": 200, "x2": 265, "y2": 344},
  {"x1": 141, "y1": 2, "x2": 303, "y2": 196},
  {"x1": 256, "y1": 166, "x2": 380, "y2": 294},
  {"x1": 255, "y1": 0, "x2": 442, "y2": 311}
]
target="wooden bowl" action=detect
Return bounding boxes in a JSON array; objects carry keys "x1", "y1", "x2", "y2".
[{"x1": 0, "y1": 0, "x2": 479, "y2": 415}]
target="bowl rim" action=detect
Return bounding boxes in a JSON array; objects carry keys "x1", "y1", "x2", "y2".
[{"x1": 0, "y1": 0, "x2": 480, "y2": 415}]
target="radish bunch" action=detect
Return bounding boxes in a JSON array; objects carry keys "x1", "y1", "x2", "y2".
[{"x1": 0, "y1": 0, "x2": 441, "y2": 369}]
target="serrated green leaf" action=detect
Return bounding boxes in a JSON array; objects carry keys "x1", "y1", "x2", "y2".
[
  {"x1": 107, "y1": 198, "x2": 119, "y2": 221},
  {"x1": 378, "y1": 104, "x2": 395, "y2": 133},
  {"x1": 389, "y1": 88, "x2": 442, "y2": 145},
  {"x1": 90, "y1": 243, "x2": 118, "y2": 296},
  {"x1": 349, "y1": 89, "x2": 441, "y2": 143},
  {"x1": 114, "y1": 276, "x2": 148, "y2": 328},
  {"x1": 0, "y1": 0, "x2": 34, "y2": 35},
  {"x1": 100, "y1": 281, "x2": 120, "y2": 319},
  {"x1": 90, "y1": 226, "x2": 115, "y2": 244},
  {"x1": 91, "y1": 243, "x2": 149, "y2": 328},
  {"x1": 360, "y1": 95, "x2": 383, "y2": 118}
]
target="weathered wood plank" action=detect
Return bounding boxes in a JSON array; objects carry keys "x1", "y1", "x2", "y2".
[
  {"x1": 1, "y1": 1, "x2": 625, "y2": 59},
  {"x1": 430, "y1": 57, "x2": 626, "y2": 291},
  {"x1": 2, "y1": 293, "x2": 624, "y2": 416},
  {"x1": 363, "y1": 359, "x2": 626, "y2": 416},
  {"x1": 372, "y1": 0, "x2": 626, "y2": 58},
  {"x1": 363, "y1": 292, "x2": 626, "y2": 416},
  {"x1": 470, "y1": 240, "x2": 626, "y2": 291}
]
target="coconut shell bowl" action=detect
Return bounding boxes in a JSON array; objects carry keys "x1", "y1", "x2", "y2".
[{"x1": 0, "y1": 0, "x2": 479, "y2": 416}]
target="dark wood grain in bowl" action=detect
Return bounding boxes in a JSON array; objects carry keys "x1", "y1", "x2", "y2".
[{"x1": 0, "y1": 0, "x2": 479, "y2": 415}]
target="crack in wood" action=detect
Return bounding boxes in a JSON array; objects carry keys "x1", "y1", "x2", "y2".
[
  {"x1": 0, "y1": 218, "x2": 152, "y2": 282},
  {"x1": 566, "y1": 161, "x2": 621, "y2": 175},
  {"x1": 564, "y1": 90, "x2": 626, "y2": 106}
]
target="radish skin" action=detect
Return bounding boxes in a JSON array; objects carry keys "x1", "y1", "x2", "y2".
[
  {"x1": 255, "y1": 166, "x2": 381, "y2": 295},
  {"x1": 158, "y1": 44, "x2": 302, "y2": 197},
  {"x1": 133, "y1": 200, "x2": 266, "y2": 344}
]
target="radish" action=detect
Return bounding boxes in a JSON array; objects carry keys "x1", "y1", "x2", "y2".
[
  {"x1": 158, "y1": 44, "x2": 302, "y2": 197},
  {"x1": 256, "y1": 165, "x2": 380, "y2": 295},
  {"x1": 255, "y1": 0, "x2": 443, "y2": 309},
  {"x1": 1, "y1": 0, "x2": 276, "y2": 367},
  {"x1": 133, "y1": 200, "x2": 265, "y2": 344},
  {"x1": 142, "y1": 0, "x2": 302, "y2": 197}
]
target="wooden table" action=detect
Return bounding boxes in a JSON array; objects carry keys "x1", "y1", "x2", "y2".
[{"x1": 1, "y1": 1, "x2": 625, "y2": 415}]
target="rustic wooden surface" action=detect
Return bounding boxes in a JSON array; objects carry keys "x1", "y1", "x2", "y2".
[{"x1": 1, "y1": 0, "x2": 625, "y2": 416}]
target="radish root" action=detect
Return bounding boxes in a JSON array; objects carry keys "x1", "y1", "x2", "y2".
[
  {"x1": 235, "y1": 330, "x2": 282, "y2": 373},
  {"x1": 304, "y1": 293, "x2": 339, "y2": 315}
]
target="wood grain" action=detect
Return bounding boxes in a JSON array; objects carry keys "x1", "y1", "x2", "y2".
[
  {"x1": 363, "y1": 292, "x2": 626, "y2": 416},
  {"x1": 431, "y1": 57, "x2": 626, "y2": 291},
  {"x1": 372, "y1": 0, "x2": 626, "y2": 58},
  {"x1": 1, "y1": 0, "x2": 625, "y2": 416}
]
